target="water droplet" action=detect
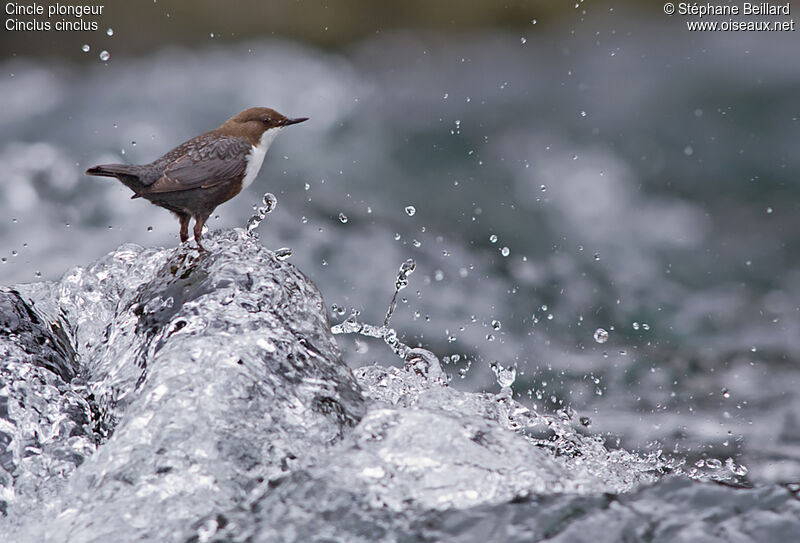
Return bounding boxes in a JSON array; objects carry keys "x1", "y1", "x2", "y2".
[
  {"x1": 705, "y1": 458, "x2": 722, "y2": 469},
  {"x1": 275, "y1": 248, "x2": 292, "y2": 260},
  {"x1": 434, "y1": 270, "x2": 444, "y2": 281},
  {"x1": 632, "y1": 322, "x2": 640, "y2": 330},
  {"x1": 491, "y1": 320, "x2": 501, "y2": 330},
  {"x1": 262, "y1": 193, "x2": 277, "y2": 209},
  {"x1": 520, "y1": 37, "x2": 527, "y2": 44},
  {"x1": 684, "y1": 145, "x2": 694, "y2": 156},
  {"x1": 490, "y1": 362, "x2": 516, "y2": 389},
  {"x1": 146, "y1": 226, "x2": 153, "y2": 232},
  {"x1": 489, "y1": 234, "x2": 498, "y2": 244},
  {"x1": 500, "y1": 246, "x2": 510, "y2": 257},
  {"x1": 593, "y1": 328, "x2": 609, "y2": 344},
  {"x1": 540, "y1": 184, "x2": 547, "y2": 192},
  {"x1": 721, "y1": 388, "x2": 730, "y2": 398},
  {"x1": 726, "y1": 458, "x2": 748, "y2": 476},
  {"x1": 766, "y1": 207, "x2": 773, "y2": 214},
  {"x1": 405, "y1": 205, "x2": 416, "y2": 216},
  {"x1": 395, "y1": 260, "x2": 416, "y2": 290},
  {"x1": 579, "y1": 416, "x2": 591, "y2": 427},
  {"x1": 412, "y1": 239, "x2": 422, "y2": 248},
  {"x1": 35, "y1": 271, "x2": 42, "y2": 278},
  {"x1": 338, "y1": 213, "x2": 348, "y2": 224},
  {"x1": 580, "y1": 110, "x2": 587, "y2": 117},
  {"x1": 81, "y1": 44, "x2": 90, "y2": 53},
  {"x1": 106, "y1": 28, "x2": 114, "y2": 36},
  {"x1": 99, "y1": 50, "x2": 110, "y2": 61},
  {"x1": 593, "y1": 253, "x2": 600, "y2": 261}
]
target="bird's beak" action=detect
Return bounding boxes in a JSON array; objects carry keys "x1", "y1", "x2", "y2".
[{"x1": 283, "y1": 117, "x2": 309, "y2": 126}]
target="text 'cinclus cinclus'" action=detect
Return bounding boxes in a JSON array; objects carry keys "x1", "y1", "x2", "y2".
[{"x1": 86, "y1": 107, "x2": 308, "y2": 251}]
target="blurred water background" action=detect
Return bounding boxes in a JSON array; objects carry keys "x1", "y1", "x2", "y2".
[{"x1": 1, "y1": 0, "x2": 799, "y2": 539}]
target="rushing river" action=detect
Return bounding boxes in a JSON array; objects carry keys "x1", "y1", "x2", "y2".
[{"x1": 1, "y1": 18, "x2": 799, "y2": 542}]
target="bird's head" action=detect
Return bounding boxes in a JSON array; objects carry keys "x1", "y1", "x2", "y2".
[{"x1": 219, "y1": 107, "x2": 308, "y2": 146}]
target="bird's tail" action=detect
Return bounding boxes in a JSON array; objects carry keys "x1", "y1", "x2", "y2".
[{"x1": 86, "y1": 163, "x2": 147, "y2": 197}]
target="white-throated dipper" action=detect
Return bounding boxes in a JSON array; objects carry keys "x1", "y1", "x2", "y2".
[{"x1": 86, "y1": 107, "x2": 308, "y2": 251}]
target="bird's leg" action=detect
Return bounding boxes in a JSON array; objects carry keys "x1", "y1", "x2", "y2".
[
  {"x1": 193, "y1": 215, "x2": 208, "y2": 252},
  {"x1": 178, "y1": 214, "x2": 190, "y2": 243}
]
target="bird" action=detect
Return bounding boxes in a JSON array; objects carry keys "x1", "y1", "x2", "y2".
[{"x1": 86, "y1": 107, "x2": 308, "y2": 251}]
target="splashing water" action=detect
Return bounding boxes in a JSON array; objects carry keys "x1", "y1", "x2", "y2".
[
  {"x1": 491, "y1": 361, "x2": 517, "y2": 390},
  {"x1": 332, "y1": 310, "x2": 413, "y2": 360},
  {"x1": 246, "y1": 193, "x2": 278, "y2": 234},
  {"x1": 385, "y1": 258, "x2": 415, "y2": 327},
  {"x1": 0, "y1": 231, "x2": 781, "y2": 542},
  {"x1": 332, "y1": 258, "x2": 418, "y2": 360}
]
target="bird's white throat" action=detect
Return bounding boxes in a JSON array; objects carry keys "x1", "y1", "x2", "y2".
[{"x1": 242, "y1": 127, "x2": 282, "y2": 189}]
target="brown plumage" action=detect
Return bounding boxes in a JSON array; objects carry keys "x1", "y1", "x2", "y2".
[{"x1": 86, "y1": 107, "x2": 308, "y2": 251}]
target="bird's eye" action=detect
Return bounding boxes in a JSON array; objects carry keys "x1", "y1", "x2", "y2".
[{"x1": 261, "y1": 118, "x2": 271, "y2": 124}]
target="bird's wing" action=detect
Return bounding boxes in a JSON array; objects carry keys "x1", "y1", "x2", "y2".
[{"x1": 145, "y1": 136, "x2": 252, "y2": 194}]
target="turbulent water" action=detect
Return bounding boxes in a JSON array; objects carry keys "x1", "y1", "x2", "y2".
[
  {"x1": 0, "y1": 231, "x2": 796, "y2": 542},
  {"x1": 1, "y1": 16, "x2": 800, "y2": 542}
]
